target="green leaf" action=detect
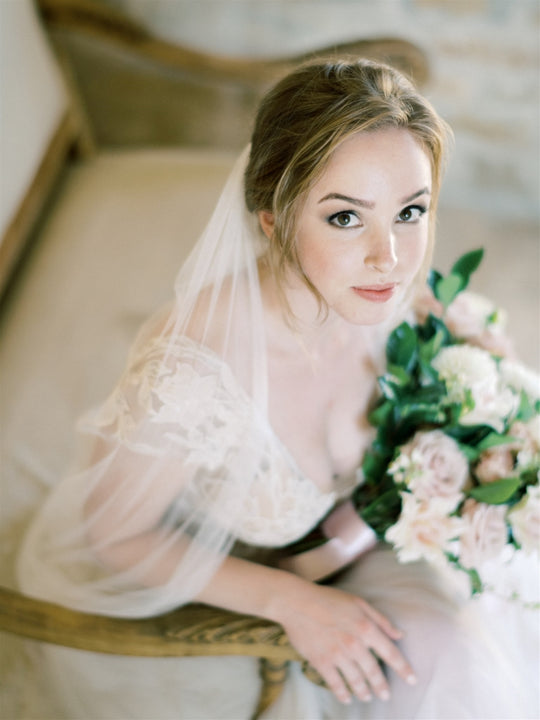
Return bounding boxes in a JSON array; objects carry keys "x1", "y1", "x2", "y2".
[
  {"x1": 358, "y1": 488, "x2": 402, "y2": 537},
  {"x1": 458, "y1": 443, "x2": 482, "y2": 463},
  {"x1": 361, "y1": 449, "x2": 387, "y2": 482},
  {"x1": 468, "y1": 476, "x2": 522, "y2": 504},
  {"x1": 368, "y1": 400, "x2": 393, "y2": 428},
  {"x1": 403, "y1": 382, "x2": 447, "y2": 405},
  {"x1": 386, "y1": 322, "x2": 418, "y2": 372},
  {"x1": 396, "y1": 404, "x2": 447, "y2": 428},
  {"x1": 516, "y1": 390, "x2": 538, "y2": 422},
  {"x1": 451, "y1": 248, "x2": 484, "y2": 286},
  {"x1": 378, "y1": 376, "x2": 399, "y2": 400},
  {"x1": 419, "y1": 328, "x2": 446, "y2": 365},
  {"x1": 435, "y1": 273, "x2": 463, "y2": 308},
  {"x1": 419, "y1": 360, "x2": 440, "y2": 385},
  {"x1": 446, "y1": 425, "x2": 492, "y2": 445},
  {"x1": 386, "y1": 363, "x2": 411, "y2": 387},
  {"x1": 445, "y1": 553, "x2": 484, "y2": 595},
  {"x1": 445, "y1": 402, "x2": 464, "y2": 427},
  {"x1": 476, "y1": 432, "x2": 518, "y2": 453},
  {"x1": 466, "y1": 566, "x2": 484, "y2": 595},
  {"x1": 430, "y1": 249, "x2": 484, "y2": 309}
]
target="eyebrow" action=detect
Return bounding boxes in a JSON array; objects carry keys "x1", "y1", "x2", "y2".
[{"x1": 318, "y1": 187, "x2": 431, "y2": 208}]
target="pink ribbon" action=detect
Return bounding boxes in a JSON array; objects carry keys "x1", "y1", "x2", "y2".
[{"x1": 279, "y1": 500, "x2": 377, "y2": 581}]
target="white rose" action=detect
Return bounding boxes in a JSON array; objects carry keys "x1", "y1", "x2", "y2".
[
  {"x1": 432, "y1": 345, "x2": 518, "y2": 432},
  {"x1": 499, "y1": 359, "x2": 540, "y2": 402},
  {"x1": 385, "y1": 493, "x2": 464, "y2": 564},
  {"x1": 508, "y1": 485, "x2": 540, "y2": 555},
  {"x1": 459, "y1": 499, "x2": 509, "y2": 569},
  {"x1": 389, "y1": 430, "x2": 467, "y2": 506}
]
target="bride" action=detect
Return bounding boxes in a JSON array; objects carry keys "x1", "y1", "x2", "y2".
[{"x1": 17, "y1": 59, "x2": 539, "y2": 719}]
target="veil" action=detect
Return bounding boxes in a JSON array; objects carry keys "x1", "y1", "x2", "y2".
[{"x1": 17, "y1": 146, "x2": 334, "y2": 617}]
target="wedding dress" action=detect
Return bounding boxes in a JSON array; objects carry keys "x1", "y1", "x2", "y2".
[
  {"x1": 17, "y1": 148, "x2": 539, "y2": 719},
  {"x1": 17, "y1": 330, "x2": 540, "y2": 720}
]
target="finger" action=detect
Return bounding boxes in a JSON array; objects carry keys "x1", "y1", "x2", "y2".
[
  {"x1": 358, "y1": 599, "x2": 404, "y2": 640},
  {"x1": 366, "y1": 630, "x2": 417, "y2": 687},
  {"x1": 314, "y1": 661, "x2": 353, "y2": 705},
  {"x1": 351, "y1": 648, "x2": 391, "y2": 701},
  {"x1": 335, "y1": 656, "x2": 373, "y2": 703}
]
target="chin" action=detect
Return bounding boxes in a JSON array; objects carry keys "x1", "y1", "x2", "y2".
[{"x1": 341, "y1": 298, "x2": 404, "y2": 327}]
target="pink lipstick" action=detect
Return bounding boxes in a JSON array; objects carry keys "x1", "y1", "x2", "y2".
[{"x1": 352, "y1": 284, "x2": 397, "y2": 303}]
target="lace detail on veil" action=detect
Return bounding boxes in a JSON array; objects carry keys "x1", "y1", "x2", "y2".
[{"x1": 82, "y1": 334, "x2": 336, "y2": 547}]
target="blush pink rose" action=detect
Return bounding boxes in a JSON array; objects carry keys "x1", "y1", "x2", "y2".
[
  {"x1": 459, "y1": 499, "x2": 508, "y2": 569},
  {"x1": 475, "y1": 446, "x2": 516, "y2": 484},
  {"x1": 445, "y1": 291, "x2": 498, "y2": 339},
  {"x1": 389, "y1": 430, "x2": 468, "y2": 506},
  {"x1": 385, "y1": 493, "x2": 464, "y2": 564}
]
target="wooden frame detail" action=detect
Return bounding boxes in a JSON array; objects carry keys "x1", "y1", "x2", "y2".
[
  {"x1": 0, "y1": 585, "x2": 301, "y2": 719},
  {"x1": 0, "y1": 110, "x2": 79, "y2": 297}
]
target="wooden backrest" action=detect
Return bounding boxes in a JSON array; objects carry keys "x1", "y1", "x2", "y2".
[
  {"x1": 0, "y1": 0, "x2": 90, "y2": 297},
  {"x1": 38, "y1": 0, "x2": 429, "y2": 149}
]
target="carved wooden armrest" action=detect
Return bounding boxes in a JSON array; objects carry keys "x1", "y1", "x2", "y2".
[{"x1": 0, "y1": 584, "x2": 307, "y2": 718}]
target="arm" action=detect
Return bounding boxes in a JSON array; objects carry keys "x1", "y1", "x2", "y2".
[
  {"x1": 95, "y1": 517, "x2": 416, "y2": 705},
  {"x1": 84, "y1": 348, "x2": 416, "y2": 704},
  {"x1": 200, "y1": 554, "x2": 417, "y2": 705}
]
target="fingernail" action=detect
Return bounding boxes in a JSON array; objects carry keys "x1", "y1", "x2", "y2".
[
  {"x1": 406, "y1": 674, "x2": 418, "y2": 686},
  {"x1": 380, "y1": 689, "x2": 390, "y2": 701}
]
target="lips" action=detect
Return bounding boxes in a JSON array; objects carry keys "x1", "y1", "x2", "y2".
[{"x1": 352, "y1": 283, "x2": 397, "y2": 303}]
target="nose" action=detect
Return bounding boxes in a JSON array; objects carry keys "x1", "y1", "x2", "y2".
[{"x1": 364, "y1": 226, "x2": 398, "y2": 274}]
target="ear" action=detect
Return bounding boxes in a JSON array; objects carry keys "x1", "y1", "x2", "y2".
[{"x1": 258, "y1": 210, "x2": 275, "y2": 239}]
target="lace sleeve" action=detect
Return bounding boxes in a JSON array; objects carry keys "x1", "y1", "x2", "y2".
[{"x1": 81, "y1": 335, "x2": 254, "y2": 463}]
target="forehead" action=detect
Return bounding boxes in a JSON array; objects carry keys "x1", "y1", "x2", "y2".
[{"x1": 310, "y1": 128, "x2": 431, "y2": 195}]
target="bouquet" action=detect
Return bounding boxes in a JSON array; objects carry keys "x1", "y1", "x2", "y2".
[{"x1": 281, "y1": 249, "x2": 540, "y2": 601}]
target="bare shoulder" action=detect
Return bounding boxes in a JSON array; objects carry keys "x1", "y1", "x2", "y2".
[{"x1": 178, "y1": 272, "x2": 254, "y2": 357}]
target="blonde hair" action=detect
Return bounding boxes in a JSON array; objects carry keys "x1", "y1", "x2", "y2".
[{"x1": 244, "y1": 59, "x2": 452, "y2": 315}]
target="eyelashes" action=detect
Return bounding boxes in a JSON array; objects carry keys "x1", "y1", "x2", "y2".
[
  {"x1": 397, "y1": 204, "x2": 428, "y2": 223},
  {"x1": 327, "y1": 211, "x2": 360, "y2": 228}
]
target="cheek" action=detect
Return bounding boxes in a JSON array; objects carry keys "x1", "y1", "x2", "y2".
[
  {"x1": 298, "y1": 240, "x2": 350, "y2": 287},
  {"x1": 296, "y1": 229, "x2": 331, "y2": 280},
  {"x1": 400, "y1": 233, "x2": 429, "y2": 275}
]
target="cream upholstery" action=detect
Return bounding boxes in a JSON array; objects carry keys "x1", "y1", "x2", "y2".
[{"x1": 0, "y1": 149, "x2": 236, "y2": 585}]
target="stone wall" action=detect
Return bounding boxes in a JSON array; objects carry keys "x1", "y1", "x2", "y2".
[{"x1": 109, "y1": 0, "x2": 540, "y2": 221}]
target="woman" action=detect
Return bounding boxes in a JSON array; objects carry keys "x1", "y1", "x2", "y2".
[{"x1": 17, "y1": 59, "x2": 538, "y2": 719}]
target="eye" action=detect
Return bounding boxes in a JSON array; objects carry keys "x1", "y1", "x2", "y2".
[
  {"x1": 328, "y1": 211, "x2": 361, "y2": 228},
  {"x1": 397, "y1": 205, "x2": 428, "y2": 223}
]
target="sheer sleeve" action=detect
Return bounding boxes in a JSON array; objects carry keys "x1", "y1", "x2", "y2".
[
  {"x1": 17, "y1": 330, "x2": 335, "y2": 617},
  {"x1": 16, "y1": 331, "x2": 257, "y2": 616},
  {"x1": 16, "y1": 147, "x2": 335, "y2": 617}
]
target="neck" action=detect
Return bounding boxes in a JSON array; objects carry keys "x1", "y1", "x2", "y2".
[{"x1": 258, "y1": 258, "x2": 390, "y2": 359}]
